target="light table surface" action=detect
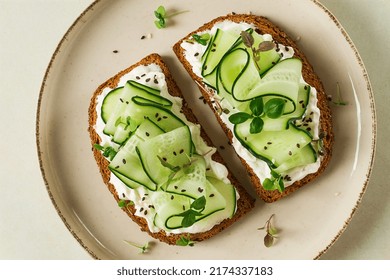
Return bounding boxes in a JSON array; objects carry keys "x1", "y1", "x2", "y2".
[{"x1": 0, "y1": 0, "x2": 388, "y2": 259}]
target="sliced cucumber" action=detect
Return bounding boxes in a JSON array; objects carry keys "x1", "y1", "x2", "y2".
[
  {"x1": 165, "y1": 180, "x2": 226, "y2": 230},
  {"x1": 102, "y1": 81, "x2": 172, "y2": 137},
  {"x1": 234, "y1": 121, "x2": 313, "y2": 168},
  {"x1": 101, "y1": 87, "x2": 124, "y2": 123},
  {"x1": 136, "y1": 126, "x2": 193, "y2": 185},
  {"x1": 273, "y1": 144, "x2": 317, "y2": 174},
  {"x1": 207, "y1": 176, "x2": 236, "y2": 219},
  {"x1": 165, "y1": 155, "x2": 207, "y2": 199},
  {"x1": 233, "y1": 58, "x2": 302, "y2": 102},
  {"x1": 219, "y1": 48, "x2": 260, "y2": 97},
  {"x1": 202, "y1": 29, "x2": 240, "y2": 77},
  {"x1": 131, "y1": 97, "x2": 185, "y2": 132}
]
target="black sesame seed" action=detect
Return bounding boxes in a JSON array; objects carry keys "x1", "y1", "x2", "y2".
[
  {"x1": 264, "y1": 146, "x2": 268, "y2": 150},
  {"x1": 209, "y1": 194, "x2": 215, "y2": 197},
  {"x1": 198, "y1": 187, "x2": 204, "y2": 193},
  {"x1": 181, "y1": 189, "x2": 186, "y2": 192},
  {"x1": 120, "y1": 98, "x2": 124, "y2": 103},
  {"x1": 267, "y1": 142, "x2": 272, "y2": 145},
  {"x1": 140, "y1": 207, "x2": 144, "y2": 212},
  {"x1": 173, "y1": 151, "x2": 177, "y2": 156},
  {"x1": 146, "y1": 132, "x2": 150, "y2": 137},
  {"x1": 174, "y1": 185, "x2": 178, "y2": 189},
  {"x1": 171, "y1": 195, "x2": 174, "y2": 200},
  {"x1": 142, "y1": 197, "x2": 146, "y2": 201},
  {"x1": 183, "y1": 205, "x2": 186, "y2": 210},
  {"x1": 115, "y1": 165, "x2": 119, "y2": 169},
  {"x1": 296, "y1": 143, "x2": 301, "y2": 148},
  {"x1": 141, "y1": 35, "x2": 146, "y2": 40},
  {"x1": 289, "y1": 151, "x2": 292, "y2": 156},
  {"x1": 179, "y1": 149, "x2": 184, "y2": 154},
  {"x1": 122, "y1": 159, "x2": 126, "y2": 164},
  {"x1": 136, "y1": 76, "x2": 140, "y2": 80},
  {"x1": 113, "y1": 50, "x2": 118, "y2": 53},
  {"x1": 306, "y1": 127, "x2": 312, "y2": 131},
  {"x1": 194, "y1": 52, "x2": 199, "y2": 57},
  {"x1": 145, "y1": 78, "x2": 151, "y2": 82},
  {"x1": 163, "y1": 157, "x2": 167, "y2": 161},
  {"x1": 144, "y1": 210, "x2": 148, "y2": 215},
  {"x1": 141, "y1": 74, "x2": 146, "y2": 77}
]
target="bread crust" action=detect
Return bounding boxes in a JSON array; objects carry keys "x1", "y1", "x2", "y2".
[
  {"x1": 88, "y1": 53, "x2": 255, "y2": 245},
  {"x1": 173, "y1": 14, "x2": 334, "y2": 203}
]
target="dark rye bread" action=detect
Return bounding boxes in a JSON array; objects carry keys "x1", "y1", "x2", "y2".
[
  {"x1": 88, "y1": 53, "x2": 255, "y2": 245},
  {"x1": 173, "y1": 14, "x2": 334, "y2": 203}
]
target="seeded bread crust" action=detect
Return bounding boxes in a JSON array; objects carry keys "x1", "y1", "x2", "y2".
[
  {"x1": 88, "y1": 53, "x2": 255, "y2": 245},
  {"x1": 173, "y1": 14, "x2": 334, "y2": 203}
]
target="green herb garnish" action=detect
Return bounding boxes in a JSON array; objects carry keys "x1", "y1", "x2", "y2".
[
  {"x1": 263, "y1": 170, "x2": 285, "y2": 192},
  {"x1": 333, "y1": 82, "x2": 348, "y2": 106},
  {"x1": 228, "y1": 97, "x2": 285, "y2": 134},
  {"x1": 176, "y1": 234, "x2": 195, "y2": 247},
  {"x1": 241, "y1": 30, "x2": 276, "y2": 71},
  {"x1": 93, "y1": 144, "x2": 117, "y2": 160},
  {"x1": 123, "y1": 240, "x2": 150, "y2": 254},
  {"x1": 118, "y1": 199, "x2": 134, "y2": 208},
  {"x1": 258, "y1": 214, "x2": 278, "y2": 248},
  {"x1": 178, "y1": 196, "x2": 206, "y2": 228},
  {"x1": 154, "y1": 5, "x2": 188, "y2": 29},
  {"x1": 187, "y1": 33, "x2": 211, "y2": 46}
]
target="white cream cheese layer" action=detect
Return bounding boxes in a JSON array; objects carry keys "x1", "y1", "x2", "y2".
[
  {"x1": 180, "y1": 20, "x2": 322, "y2": 187},
  {"x1": 94, "y1": 63, "x2": 238, "y2": 234}
]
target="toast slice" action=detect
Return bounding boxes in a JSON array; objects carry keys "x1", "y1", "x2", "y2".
[
  {"x1": 88, "y1": 53, "x2": 255, "y2": 245},
  {"x1": 173, "y1": 14, "x2": 333, "y2": 202}
]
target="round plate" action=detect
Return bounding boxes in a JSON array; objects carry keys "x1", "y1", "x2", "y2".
[{"x1": 36, "y1": 0, "x2": 376, "y2": 259}]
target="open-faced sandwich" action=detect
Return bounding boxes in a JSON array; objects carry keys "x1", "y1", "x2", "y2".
[
  {"x1": 88, "y1": 53, "x2": 255, "y2": 245},
  {"x1": 173, "y1": 14, "x2": 333, "y2": 202}
]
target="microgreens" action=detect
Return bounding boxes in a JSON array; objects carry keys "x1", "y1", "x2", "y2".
[
  {"x1": 176, "y1": 234, "x2": 195, "y2": 247},
  {"x1": 93, "y1": 144, "x2": 117, "y2": 161},
  {"x1": 258, "y1": 214, "x2": 278, "y2": 248},
  {"x1": 262, "y1": 170, "x2": 285, "y2": 192},
  {"x1": 187, "y1": 33, "x2": 211, "y2": 46},
  {"x1": 154, "y1": 5, "x2": 188, "y2": 29},
  {"x1": 123, "y1": 240, "x2": 150, "y2": 254},
  {"x1": 228, "y1": 97, "x2": 285, "y2": 134},
  {"x1": 177, "y1": 196, "x2": 206, "y2": 228},
  {"x1": 118, "y1": 199, "x2": 134, "y2": 208},
  {"x1": 157, "y1": 154, "x2": 199, "y2": 185},
  {"x1": 332, "y1": 82, "x2": 348, "y2": 106},
  {"x1": 241, "y1": 30, "x2": 276, "y2": 71}
]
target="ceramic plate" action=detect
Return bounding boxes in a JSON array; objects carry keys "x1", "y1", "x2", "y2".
[{"x1": 36, "y1": 0, "x2": 376, "y2": 259}]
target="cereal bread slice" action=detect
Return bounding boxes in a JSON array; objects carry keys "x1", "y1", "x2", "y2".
[
  {"x1": 88, "y1": 53, "x2": 255, "y2": 245},
  {"x1": 173, "y1": 14, "x2": 333, "y2": 202}
]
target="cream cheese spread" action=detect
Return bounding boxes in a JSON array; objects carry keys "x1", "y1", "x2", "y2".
[{"x1": 180, "y1": 20, "x2": 322, "y2": 187}]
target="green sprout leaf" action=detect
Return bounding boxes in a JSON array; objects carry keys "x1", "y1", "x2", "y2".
[
  {"x1": 177, "y1": 196, "x2": 206, "y2": 228},
  {"x1": 228, "y1": 112, "x2": 251, "y2": 124},
  {"x1": 250, "y1": 117, "x2": 264, "y2": 134},
  {"x1": 333, "y1": 82, "x2": 348, "y2": 106},
  {"x1": 190, "y1": 196, "x2": 206, "y2": 210},
  {"x1": 93, "y1": 144, "x2": 117, "y2": 161},
  {"x1": 153, "y1": 5, "x2": 188, "y2": 29},
  {"x1": 191, "y1": 33, "x2": 211, "y2": 46},
  {"x1": 249, "y1": 97, "x2": 264, "y2": 116},
  {"x1": 240, "y1": 30, "x2": 254, "y2": 48},
  {"x1": 123, "y1": 240, "x2": 150, "y2": 254},
  {"x1": 258, "y1": 214, "x2": 278, "y2": 248},
  {"x1": 264, "y1": 98, "x2": 286, "y2": 119},
  {"x1": 176, "y1": 234, "x2": 195, "y2": 246}
]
